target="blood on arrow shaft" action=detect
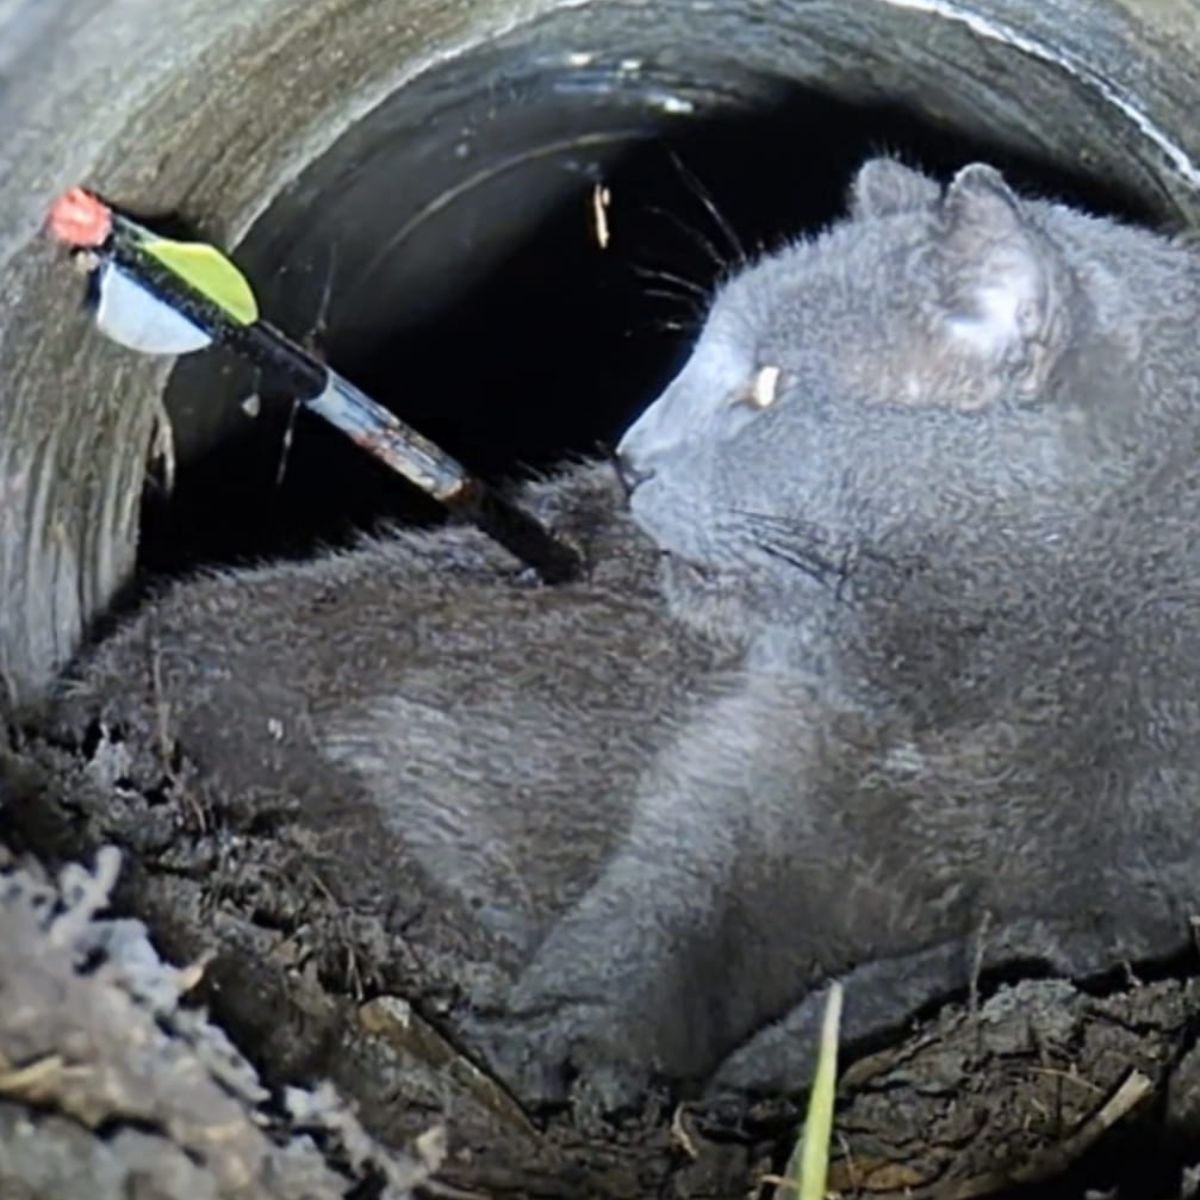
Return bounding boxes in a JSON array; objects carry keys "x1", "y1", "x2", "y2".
[{"x1": 46, "y1": 188, "x2": 583, "y2": 584}]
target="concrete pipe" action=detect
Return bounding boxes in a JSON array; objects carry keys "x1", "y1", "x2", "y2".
[{"x1": 1, "y1": 0, "x2": 1197, "y2": 711}]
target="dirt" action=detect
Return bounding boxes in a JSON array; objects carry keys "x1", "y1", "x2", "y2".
[{"x1": 5, "y1": 717, "x2": 1200, "y2": 1200}]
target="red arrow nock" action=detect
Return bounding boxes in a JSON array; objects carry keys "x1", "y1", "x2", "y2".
[{"x1": 47, "y1": 187, "x2": 113, "y2": 249}]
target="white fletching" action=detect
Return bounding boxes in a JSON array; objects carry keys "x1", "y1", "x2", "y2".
[{"x1": 96, "y1": 261, "x2": 212, "y2": 356}]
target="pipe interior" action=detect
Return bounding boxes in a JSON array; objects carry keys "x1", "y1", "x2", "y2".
[{"x1": 4, "y1": 0, "x2": 1194, "y2": 702}]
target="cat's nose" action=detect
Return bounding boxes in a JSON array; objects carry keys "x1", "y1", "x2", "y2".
[{"x1": 614, "y1": 448, "x2": 656, "y2": 496}]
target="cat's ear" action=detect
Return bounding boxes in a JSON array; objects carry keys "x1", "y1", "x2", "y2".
[
  {"x1": 849, "y1": 158, "x2": 940, "y2": 220},
  {"x1": 936, "y1": 163, "x2": 1070, "y2": 384}
]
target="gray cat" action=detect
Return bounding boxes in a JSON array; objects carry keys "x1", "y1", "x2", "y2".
[
  {"x1": 500, "y1": 157, "x2": 1200, "y2": 1104},
  {"x1": 46, "y1": 157, "x2": 1200, "y2": 1117}
]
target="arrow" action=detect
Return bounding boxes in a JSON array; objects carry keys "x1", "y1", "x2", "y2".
[{"x1": 46, "y1": 188, "x2": 581, "y2": 583}]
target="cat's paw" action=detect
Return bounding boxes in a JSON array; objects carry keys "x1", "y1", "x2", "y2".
[{"x1": 464, "y1": 1000, "x2": 661, "y2": 1122}]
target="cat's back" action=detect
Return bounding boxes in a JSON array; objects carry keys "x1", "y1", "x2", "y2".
[{"x1": 46, "y1": 462, "x2": 732, "y2": 951}]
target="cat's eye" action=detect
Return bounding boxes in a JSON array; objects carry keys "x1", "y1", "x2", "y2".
[
  {"x1": 737, "y1": 364, "x2": 782, "y2": 411},
  {"x1": 751, "y1": 365, "x2": 781, "y2": 409}
]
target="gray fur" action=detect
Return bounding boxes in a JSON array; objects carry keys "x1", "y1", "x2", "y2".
[
  {"x1": 47, "y1": 464, "x2": 732, "y2": 976},
  {"x1": 47, "y1": 159, "x2": 1200, "y2": 1114}
]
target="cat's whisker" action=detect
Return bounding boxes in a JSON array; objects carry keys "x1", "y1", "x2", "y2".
[
  {"x1": 667, "y1": 149, "x2": 748, "y2": 267},
  {"x1": 640, "y1": 286, "x2": 704, "y2": 316},
  {"x1": 737, "y1": 509, "x2": 832, "y2": 546},
  {"x1": 756, "y1": 539, "x2": 839, "y2": 587},
  {"x1": 632, "y1": 263, "x2": 710, "y2": 300},
  {"x1": 730, "y1": 508, "x2": 850, "y2": 588},
  {"x1": 642, "y1": 204, "x2": 730, "y2": 274}
]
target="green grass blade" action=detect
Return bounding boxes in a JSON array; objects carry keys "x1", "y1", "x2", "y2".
[{"x1": 786, "y1": 980, "x2": 843, "y2": 1200}]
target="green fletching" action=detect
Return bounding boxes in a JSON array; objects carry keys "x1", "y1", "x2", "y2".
[{"x1": 143, "y1": 237, "x2": 259, "y2": 325}]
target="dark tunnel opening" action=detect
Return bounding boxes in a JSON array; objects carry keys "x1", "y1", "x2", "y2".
[{"x1": 137, "y1": 70, "x2": 1154, "y2": 579}]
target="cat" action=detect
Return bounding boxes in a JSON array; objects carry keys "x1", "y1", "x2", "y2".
[
  {"x1": 44, "y1": 157, "x2": 1200, "y2": 1120},
  {"x1": 476, "y1": 157, "x2": 1200, "y2": 1107}
]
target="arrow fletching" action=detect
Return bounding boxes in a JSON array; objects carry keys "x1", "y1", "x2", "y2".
[
  {"x1": 95, "y1": 261, "x2": 214, "y2": 356},
  {"x1": 141, "y1": 236, "x2": 259, "y2": 325}
]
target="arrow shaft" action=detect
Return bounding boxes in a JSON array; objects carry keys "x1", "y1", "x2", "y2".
[{"x1": 104, "y1": 216, "x2": 580, "y2": 580}]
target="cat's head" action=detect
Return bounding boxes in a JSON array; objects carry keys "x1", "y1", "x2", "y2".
[{"x1": 617, "y1": 158, "x2": 1148, "y2": 640}]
